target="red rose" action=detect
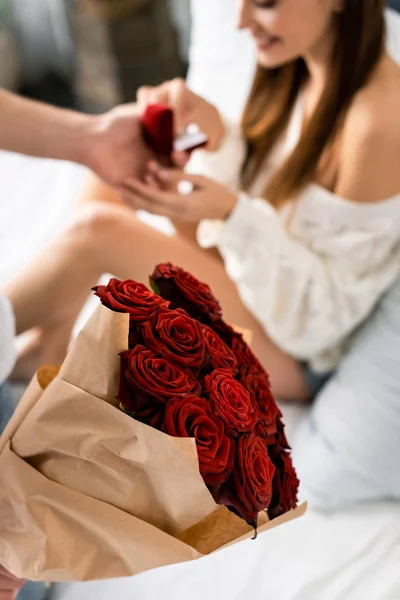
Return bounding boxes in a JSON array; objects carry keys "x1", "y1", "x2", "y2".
[
  {"x1": 218, "y1": 434, "x2": 276, "y2": 526},
  {"x1": 93, "y1": 278, "x2": 168, "y2": 321},
  {"x1": 202, "y1": 325, "x2": 238, "y2": 373},
  {"x1": 211, "y1": 319, "x2": 240, "y2": 346},
  {"x1": 239, "y1": 366, "x2": 279, "y2": 440},
  {"x1": 268, "y1": 449, "x2": 299, "y2": 519},
  {"x1": 231, "y1": 335, "x2": 264, "y2": 373},
  {"x1": 150, "y1": 263, "x2": 222, "y2": 321},
  {"x1": 141, "y1": 309, "x2": 205, "y2": 369},
  {"x1": 120, "y1": 394, "x2": 165, "y2": 429},
  {"x1": 212, "y1": 320, "x2": 266, "y2": 375},
  {"x1": 204, "y1": 369, "x2": 258, "y2": 436},
  {"x1": 128, "y1": 324, "x2": 143, "y2": 349},
  {"x1": 276, "y1": 416, "x2": 291, "y2": 450},
  {"x1": 164, "y1": 395, "x2": 235, "y2": 485},
  {"x1": 118, "y1": 346, "x2": 201, "y2": 413}
]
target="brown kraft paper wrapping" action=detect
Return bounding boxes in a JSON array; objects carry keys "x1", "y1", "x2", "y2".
[{"x1": 0, "y1": 304, "x2": 306, "y2": 582}]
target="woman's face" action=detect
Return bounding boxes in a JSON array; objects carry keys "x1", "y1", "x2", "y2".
[{"x1": 237, "y1": 0, "x2": 342, "y2": 68}]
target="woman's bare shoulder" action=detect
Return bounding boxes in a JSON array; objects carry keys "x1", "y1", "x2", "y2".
[
  {"x1": 335, "y1": 55, "x2": 400, "y2": 202},
  {"x1": 347, "y1": 55, "x2": 400, "y2": 134}
]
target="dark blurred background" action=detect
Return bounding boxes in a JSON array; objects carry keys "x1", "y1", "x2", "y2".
[
  {"x1": 0, "y1": 0, "x2": 399, "y2": 114},
  {"x1": 0, "y1": 0, "x2": 190, "y2": 112}
]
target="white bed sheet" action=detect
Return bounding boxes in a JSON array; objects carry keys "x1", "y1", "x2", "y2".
[
  {"x1": 0, "y1": 150, "x2": 87, "y2": 284},
  {"x1": 51, "y1": 501, "x2": 400, "y2": 600}
]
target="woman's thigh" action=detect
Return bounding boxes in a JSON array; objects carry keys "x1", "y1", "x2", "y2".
[{"x1": 79, "y1": 174, "x2": 221, "y2": 262}]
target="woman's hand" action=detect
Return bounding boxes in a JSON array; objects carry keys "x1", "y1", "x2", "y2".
[
  {"x1": 121, "y1": 161, "x2": 237, "y2": 222},
  {"x1": 136, "y1": 78, "x2": 225, "y2": 153}
]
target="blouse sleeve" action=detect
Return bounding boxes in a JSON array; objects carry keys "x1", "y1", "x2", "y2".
[
  {"x1": 184, "y1": 117, "x2": 247, "y2": 194},
  {"x1": 197, "y1": 190, "x2": 400, "y2": 372}
]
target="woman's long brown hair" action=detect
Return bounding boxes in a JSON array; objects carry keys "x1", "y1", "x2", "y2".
[{"x1": 241, "y1": 0, "x2": 386, "y2": 207}]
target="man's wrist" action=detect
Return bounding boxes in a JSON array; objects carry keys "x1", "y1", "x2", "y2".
[
  {"x1": 78, "y1": 111, "x2": 116, "y2": 178},
  {"x1": 62, "y1": 111, "x2": 98, "y2": 168}
]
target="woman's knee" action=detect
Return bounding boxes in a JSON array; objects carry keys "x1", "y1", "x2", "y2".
[{"x1": 69, "y1": 202, "x2": 138, "y2": 251}]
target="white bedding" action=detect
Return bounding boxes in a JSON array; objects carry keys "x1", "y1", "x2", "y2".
[
  {"x1": 0, "y1": 150, "x2": 86, "y2": 284},
  {"x1": 1, "y1": 5, "x2": 400, "y2": 599},
  {"x1": 51, "y1": 501, "x2": 400, "y2": 600}
]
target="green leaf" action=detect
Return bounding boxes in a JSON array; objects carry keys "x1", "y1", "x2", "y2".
[
  {"x1": 119, "y1": 403, "x2": 136, "y2": 418},
  {"x1": 149, "y1": 277, "x2": 160, "y2": 295}
]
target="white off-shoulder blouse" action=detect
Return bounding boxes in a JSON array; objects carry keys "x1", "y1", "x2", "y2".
[{"x1": 185, "y1": 98, "x2": 400, "y2": 373}]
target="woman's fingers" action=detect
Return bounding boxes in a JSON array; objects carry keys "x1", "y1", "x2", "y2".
[
  {"x1": 167, "y1": 78, "x2": 190, "y2": 133},
  {"x1": 122, "y1": 178, "x2": 183, "y2": 209},
  {"x1": 172, "y1": 150, "x2": 191, "y2": 169},
  {"x1": 137, "y1": 84, "x2": 171, "y2": 112},
  {"x1": 137, "y1": 79, "x2": 192, "y2": 134},
  {"x1": 145, "y1": 171, "x2": 164, "y2": 190},
  {"x1": 118, "y1": 187, "x2": 182, "y2": 218},
  {"x1": 145, "y1": 161, "x2": 204, "y2": 189},
  {"x1": 136, "y1": 86, "x2": 153, "y2": 109}
]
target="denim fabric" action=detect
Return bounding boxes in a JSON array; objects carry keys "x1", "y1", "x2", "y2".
[{"x1": 0, "y1": 381, "x2": 16, "y2": 434}]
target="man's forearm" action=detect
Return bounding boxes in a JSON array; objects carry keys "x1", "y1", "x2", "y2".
[{"x1": 0, "y1": 89, "x2": 95, "y2": 165}]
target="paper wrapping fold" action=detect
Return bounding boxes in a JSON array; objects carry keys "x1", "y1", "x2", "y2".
[{"x1": 0, "y1": 305, "x2": 306, "y2": 582}]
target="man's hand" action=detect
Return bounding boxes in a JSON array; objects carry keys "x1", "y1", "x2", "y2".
[
  {"x1": 0, "y1": 566, "x2": 24, "y2": 600},
  {"x1": 84, "y1": 103, "x2": 154, "y2": 187},
  {"x1": 0, "y1": 89, "x2": 154, "y2": 188}
]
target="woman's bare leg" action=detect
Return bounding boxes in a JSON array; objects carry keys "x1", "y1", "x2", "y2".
[
  {"x1": 5, "y1": 201, "x2": 308, "y2": 399},
  {"x1": 7, "y1": 176, "x2": 126, "y2": 378},
  {"x1": 5, "y1": 194, "x2": 309, "y2": 399},
  {"x1": 79, "y1": 173, "x2": 220, "y2": 257},
  {"x1": 2, "y1": 210, "x2": 106, "y2": 373}
]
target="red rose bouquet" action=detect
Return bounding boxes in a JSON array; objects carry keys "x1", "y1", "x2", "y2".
[{"x1": 0, "y1": 264, "x2": 305, "y2": 584}]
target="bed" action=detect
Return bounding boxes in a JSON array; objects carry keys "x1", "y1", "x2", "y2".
[{"x1": 1, "y1": 4, "x2": 400, "y2": 600}]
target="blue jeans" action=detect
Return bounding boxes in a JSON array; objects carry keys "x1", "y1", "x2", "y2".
[
  {"x1": 0, "y1": 381, "x2": 16, "y2": 434},
  {"x1": 0, "y1": 382, "x2": 49, "y2": 600}
]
